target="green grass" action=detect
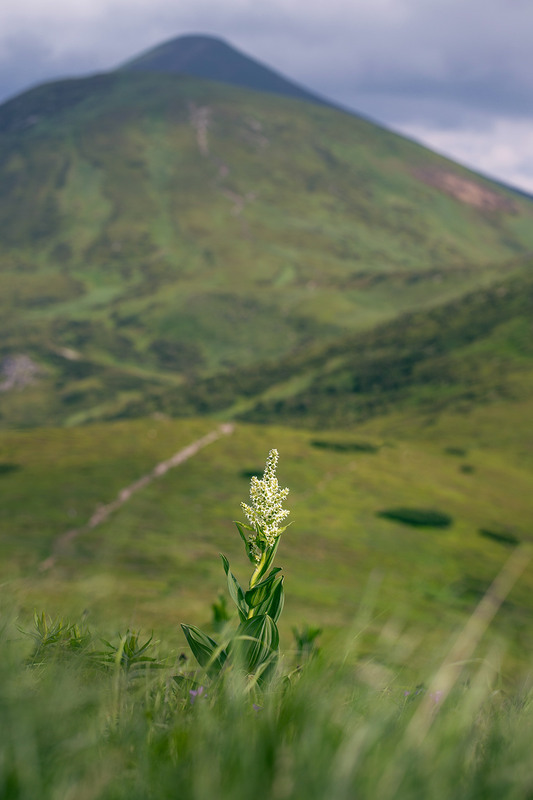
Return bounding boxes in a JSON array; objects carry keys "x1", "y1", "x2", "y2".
[{"x1": 1, "y1": 605, "x2": 533, "y2": 800}]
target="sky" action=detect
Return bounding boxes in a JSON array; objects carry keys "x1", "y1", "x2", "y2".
[{"x1": 1, "y1": 0, "x2": 532, "y2": 193}]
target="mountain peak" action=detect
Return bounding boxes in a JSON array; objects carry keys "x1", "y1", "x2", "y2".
[{"x1": 119, "y1": 33, "x2": 334, "y2": 108}]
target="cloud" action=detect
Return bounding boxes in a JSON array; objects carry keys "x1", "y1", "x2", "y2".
[{"x1": 267, "y1": 0, "x2": 533, "y2": 121}]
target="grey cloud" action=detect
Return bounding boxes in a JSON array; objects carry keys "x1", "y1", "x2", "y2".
[
  {"x1": 0, "y1": 36, "x2": 57, "y2": 102},
  {"x1": 267, "y1": 1, "x2": 533, "y2": 123},
  {"x1": 0, "y1": 33, "x2": 106, "y2": 103}
]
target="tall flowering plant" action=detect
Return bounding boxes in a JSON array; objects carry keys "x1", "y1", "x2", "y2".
[{"x1": 181, "y1": 449, "x2": 290, "y2": 679}]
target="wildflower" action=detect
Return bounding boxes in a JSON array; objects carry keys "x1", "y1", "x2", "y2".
[
  {"x1": 240, "y1": 449, "x2": 290, "y2": 558},
  {"x1": 189, "y1": 686, "x2": 206, "y2": 705},
  {"x1": 182, "y1": 446, "x2": 290, "y2": 680}
]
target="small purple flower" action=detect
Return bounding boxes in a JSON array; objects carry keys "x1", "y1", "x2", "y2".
[
  {"x1": 189, "y1": 686, "x2": 206, "y2": 705},
  {"x1": 404, "y1": 690, "x2": 411, "y2": 697},
  {"x1": 252, "y1": 703, "x2": 263, "y2": 713},
  {"x1": 429, "y1": 690, "x2": 444, "y2": 704}
]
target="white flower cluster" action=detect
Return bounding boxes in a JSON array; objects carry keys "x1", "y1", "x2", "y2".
[{"x1": 241, "y1": 449, "x2": 290, "y2": 553}]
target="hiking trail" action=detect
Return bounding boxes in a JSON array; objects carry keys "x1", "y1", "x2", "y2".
[{"x1": 39, "y1": 423, "x2": 234, "y2": 572}]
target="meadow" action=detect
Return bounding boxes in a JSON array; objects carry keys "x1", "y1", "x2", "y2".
[
  {"x1": 1, "y1": 378, "x2": 533, "y2": 798},
  {"x1": 2, "y1": 396, "x2": 533, "y2": 668},
  {"x1": 1, "y1": 426, "x2": 533, "y2": 799}
]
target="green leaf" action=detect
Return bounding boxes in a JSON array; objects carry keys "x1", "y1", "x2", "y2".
[
  {"x1": 249, "y1": 536, "x2": 280, "y2": 586},
  {"x1": 220, "y1": 554, "x2": 248, "y2": 622},
  {"x1": 234, "y1": 520, "x2": 255, "y2": 534},
  {"x1": 234, "y1": 521, "x2": 258, "y2": 563},
  {"x1": 259, "y1": 535, "x2": 283, "y2": 578},
  {"x1": 245, "y1": 568, "x2": 282, "y2": 609},
  {"x1": 232, "y1": 614, "x2": 279, "y2": 673},
  {"x1": 276, "y1": 521, "x2": 293, "y2": 536},
  {"x1": 181, "y1": 624, "x2": 227, "y2": 677},
  {"x1": 254, "y1": 576, "x2": 285, "y2": 623}
]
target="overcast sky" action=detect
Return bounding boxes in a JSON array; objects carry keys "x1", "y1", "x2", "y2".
[{"x1": 1, "y1": 0, "x2": 532, "y2": 193}]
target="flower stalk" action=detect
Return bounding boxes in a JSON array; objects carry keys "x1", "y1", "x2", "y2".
[{"x1": 181, "y1": 449, "x2": 291, "y2": 680}]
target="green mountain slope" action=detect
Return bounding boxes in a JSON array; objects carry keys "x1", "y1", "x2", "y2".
[
  {"x1": 237, "y1": 265, "x2": 533, "y2": 427},
  {"x1": 1, "y1": 67, "x2": 533, "y2": 427},
  {"x1": 98, "y1": 264, "x2": 533, "y2": 427}
]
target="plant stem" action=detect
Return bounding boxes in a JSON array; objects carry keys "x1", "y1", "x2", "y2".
[{"x1": 249, "y1": 550, "x2": 267, "y2": 589}]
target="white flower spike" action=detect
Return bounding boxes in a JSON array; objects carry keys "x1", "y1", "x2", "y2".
[{"x1": 241, "y1": 449, "x2": 290, "y2": 555}]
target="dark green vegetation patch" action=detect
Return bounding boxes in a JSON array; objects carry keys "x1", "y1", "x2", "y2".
[
  {"x1": 377, "y1": 508, "x2": 453, "y2": 528},
  {"x1": 0, "y1": 462, "x2": 20, "y2": 476},
  {"x1": 310, "y1": 439, "x2": 380, "y2": 453},
  {"x1": 479, "y1": 528, "x2": 520, "y2": 546},
  {"x1": 444, "y1": 446, "x2": 468, "y2": 457},
  {"x1": 240, "y1": 468, "x2": 265, "y2": 480}
]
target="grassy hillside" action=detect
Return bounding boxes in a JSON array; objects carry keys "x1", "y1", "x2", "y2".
[
  {"x1": 2, "y1": 406, "x2": 532, "y2": 675},
  {"x1": 237, "y1": 264, "x2": 533, "y2": 427},
  {"x1": 93, "y1": 264, "x2": 533, "y2": 427},
  {"x1": 1, "y1": 70, "x2": 533, "y2": 427}
]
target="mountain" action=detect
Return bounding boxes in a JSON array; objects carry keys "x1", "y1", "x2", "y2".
[
  {"x1": 119, "y1": 33, "x2": 336, "y2": 109},
  {"x1": 1, "y1": 38, "x2": 533, "y2": 427}
]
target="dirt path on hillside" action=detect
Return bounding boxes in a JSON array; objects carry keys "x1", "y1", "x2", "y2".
[{"x1": 39, "y1": 423, "x2": 234, "y2": 572}]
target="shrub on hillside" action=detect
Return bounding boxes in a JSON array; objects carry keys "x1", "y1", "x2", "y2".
[
  {"x1": 310, "y1": 439, "x2": 379, "y2": 453},
  {"x1": 479, "y1": 528, "x2": 520, "y2": 546},
  {"x1": 444, "y1": 446, "x2": 467, "y2": 457},
  {"x1": 376, "y1": 507, "x2": 453, "y2": 528},
  {"x1": 0, "y1": 462, "x2": 20, "y2": 476}
]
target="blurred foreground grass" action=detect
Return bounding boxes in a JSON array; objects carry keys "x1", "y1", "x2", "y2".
[
  {"x1": 1, "y1": 601, "x2": 533, "y2": 800},
  {"x1": 1, "y1": 403, "x2": 533, "y2": 797}
]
